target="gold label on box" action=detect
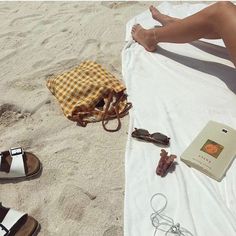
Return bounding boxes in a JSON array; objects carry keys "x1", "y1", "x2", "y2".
[{"x1": 200, "y1": 139, "x2": 224, "y2": 159}]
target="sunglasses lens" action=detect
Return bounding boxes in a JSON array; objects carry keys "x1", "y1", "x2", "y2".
[
  {"x1": 137, "y1": 129, "x2": 149, "y2": 136},
  {"x1": 152, "y1": 133, "x2": 169, "y2": 144},
  {"x1": 132, "y1": 128, "x2": 149, "y2": 137}
]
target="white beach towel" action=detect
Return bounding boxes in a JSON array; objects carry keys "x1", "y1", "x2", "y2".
[{"x1": 122, "y1": 2, "x2": 236, "y2": 236}]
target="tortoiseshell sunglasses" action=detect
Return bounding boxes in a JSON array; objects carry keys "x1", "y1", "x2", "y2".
[{"x1": 131, "y1": 128, "x2": 170, "y2": 146}]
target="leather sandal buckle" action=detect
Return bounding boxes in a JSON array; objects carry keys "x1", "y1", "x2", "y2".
[
  {"x1": 9, "y1": 147, "x2": 24, "y2": 157},
  {"x1": 0, "y1": 223, "x2": 9, "y2": 236}
]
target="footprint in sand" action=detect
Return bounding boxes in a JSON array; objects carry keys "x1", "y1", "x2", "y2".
[
  {"x1": 17, "y1": 31, "x2": 31, "y2": 38},
  {"x1": 101, "y1": 2, "x2": 138, "y2": 9},
  {"x1": 8, "y1": 79, "x2": 41, "y2": 91},
  {"x1": 0, "y1": 6, "x2": 11, "y2": 13},
  {"x1": 54, "y1": 58, "x2": 79, "y2": 70},
  {"x1": 15, "y1": 138, "x2": 33, "y2": 150},
  {"x1": 0, "y1": 49, "x2": 17, "y2": 63},
  {"x1": 103, "y1": 226, "x2": 123, "y2": 236},
  {"x1": 32, "y1": 59, "x2": 54, "y2": 70},
  {"x1": 0, "y1": 31, "x2": 15, "y2": 39},
  {"x1": 9, "y1": 14, "x2": 43, "y2": 27},
  {"x1": 0, "y1": 103, "x2": 27, "y2": 127},
  {"x1": 0, "y1": 31, "x2": 29, "y2": 50},
  {"x1": 58, "y1": 185, "x2": 96, "y2": 221},
  {"x1": 77, "y1": 39, "x2": 101, "y2": 59}
]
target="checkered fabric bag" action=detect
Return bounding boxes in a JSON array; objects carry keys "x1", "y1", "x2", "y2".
[{"x1": 46, "y1": 61, "x2": 132, "y2": 132}]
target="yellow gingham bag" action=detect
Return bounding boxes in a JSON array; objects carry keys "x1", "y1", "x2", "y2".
[{"x1": 46, "y1": 61, "x2": 132, "y2": 132}]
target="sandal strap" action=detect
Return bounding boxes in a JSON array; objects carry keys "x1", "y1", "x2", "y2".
[
  {"x1": 0, "y1": 147, "x2": 26, "y2": 178},
  {"x1": 0, "y1": 208, "x2": 26, "y2": 236}
]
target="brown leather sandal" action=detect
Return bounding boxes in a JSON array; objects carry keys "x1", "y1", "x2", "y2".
[
  {"x1": 0, "y1": 147, "x2": 41, "y2": 180},
  {"x1": 0, "y1": 203, "x2": 40, "y2": 236}
]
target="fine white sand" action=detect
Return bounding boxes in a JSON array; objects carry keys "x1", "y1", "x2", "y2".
[{"x1": 0, "y1": 1, "x2": 156, "y2": 235}]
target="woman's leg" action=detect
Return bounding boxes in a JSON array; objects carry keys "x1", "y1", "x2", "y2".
[
  {"x1": 149, "y1": 5, "x2": 219, "y2": 39},
  {"x1": 132, "y1": 2, "x2": 236, "y2": 66},
  {"x1": 149, "y1": 5, "x2": 179, "y2": 26}
]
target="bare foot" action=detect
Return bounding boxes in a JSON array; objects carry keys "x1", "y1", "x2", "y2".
[
  {"x1": 131, "y1": 24, "x2": 157, "y2": 52},
  {"x1": 149, "y1": 5, "x2": 178, "y2": 26}
]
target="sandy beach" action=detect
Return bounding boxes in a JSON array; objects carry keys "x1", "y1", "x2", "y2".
[
  {"x1": 0, "y1": 1, "x2": 155, "y2": 235},
  {"x1": 3, "y1": 1, "x2": 235, "y2": 236}
]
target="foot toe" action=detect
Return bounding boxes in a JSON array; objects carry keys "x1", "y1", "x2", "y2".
[
  {"x1": 149, "y1": 5, "x2": 154, "y2": 12},
  {"x1": 131, "y1": 24, "x2": 140, "y2": 33}
]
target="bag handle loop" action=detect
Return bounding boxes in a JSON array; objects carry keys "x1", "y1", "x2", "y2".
[{"x1": 102, "y1": 90, "x2": 132, "y2": 132}]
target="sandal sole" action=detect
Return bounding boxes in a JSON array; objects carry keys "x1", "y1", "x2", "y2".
[{"x1": 0, "y1": 162, "x2": 42, "y2": 181}]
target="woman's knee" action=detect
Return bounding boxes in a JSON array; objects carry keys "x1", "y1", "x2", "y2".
[
  {"x1": 206, "y1": 1, "x2": 235, "y2": 27},
  {"x1": 213, "y1": 1, "x2": 235, "y2": 15}
]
